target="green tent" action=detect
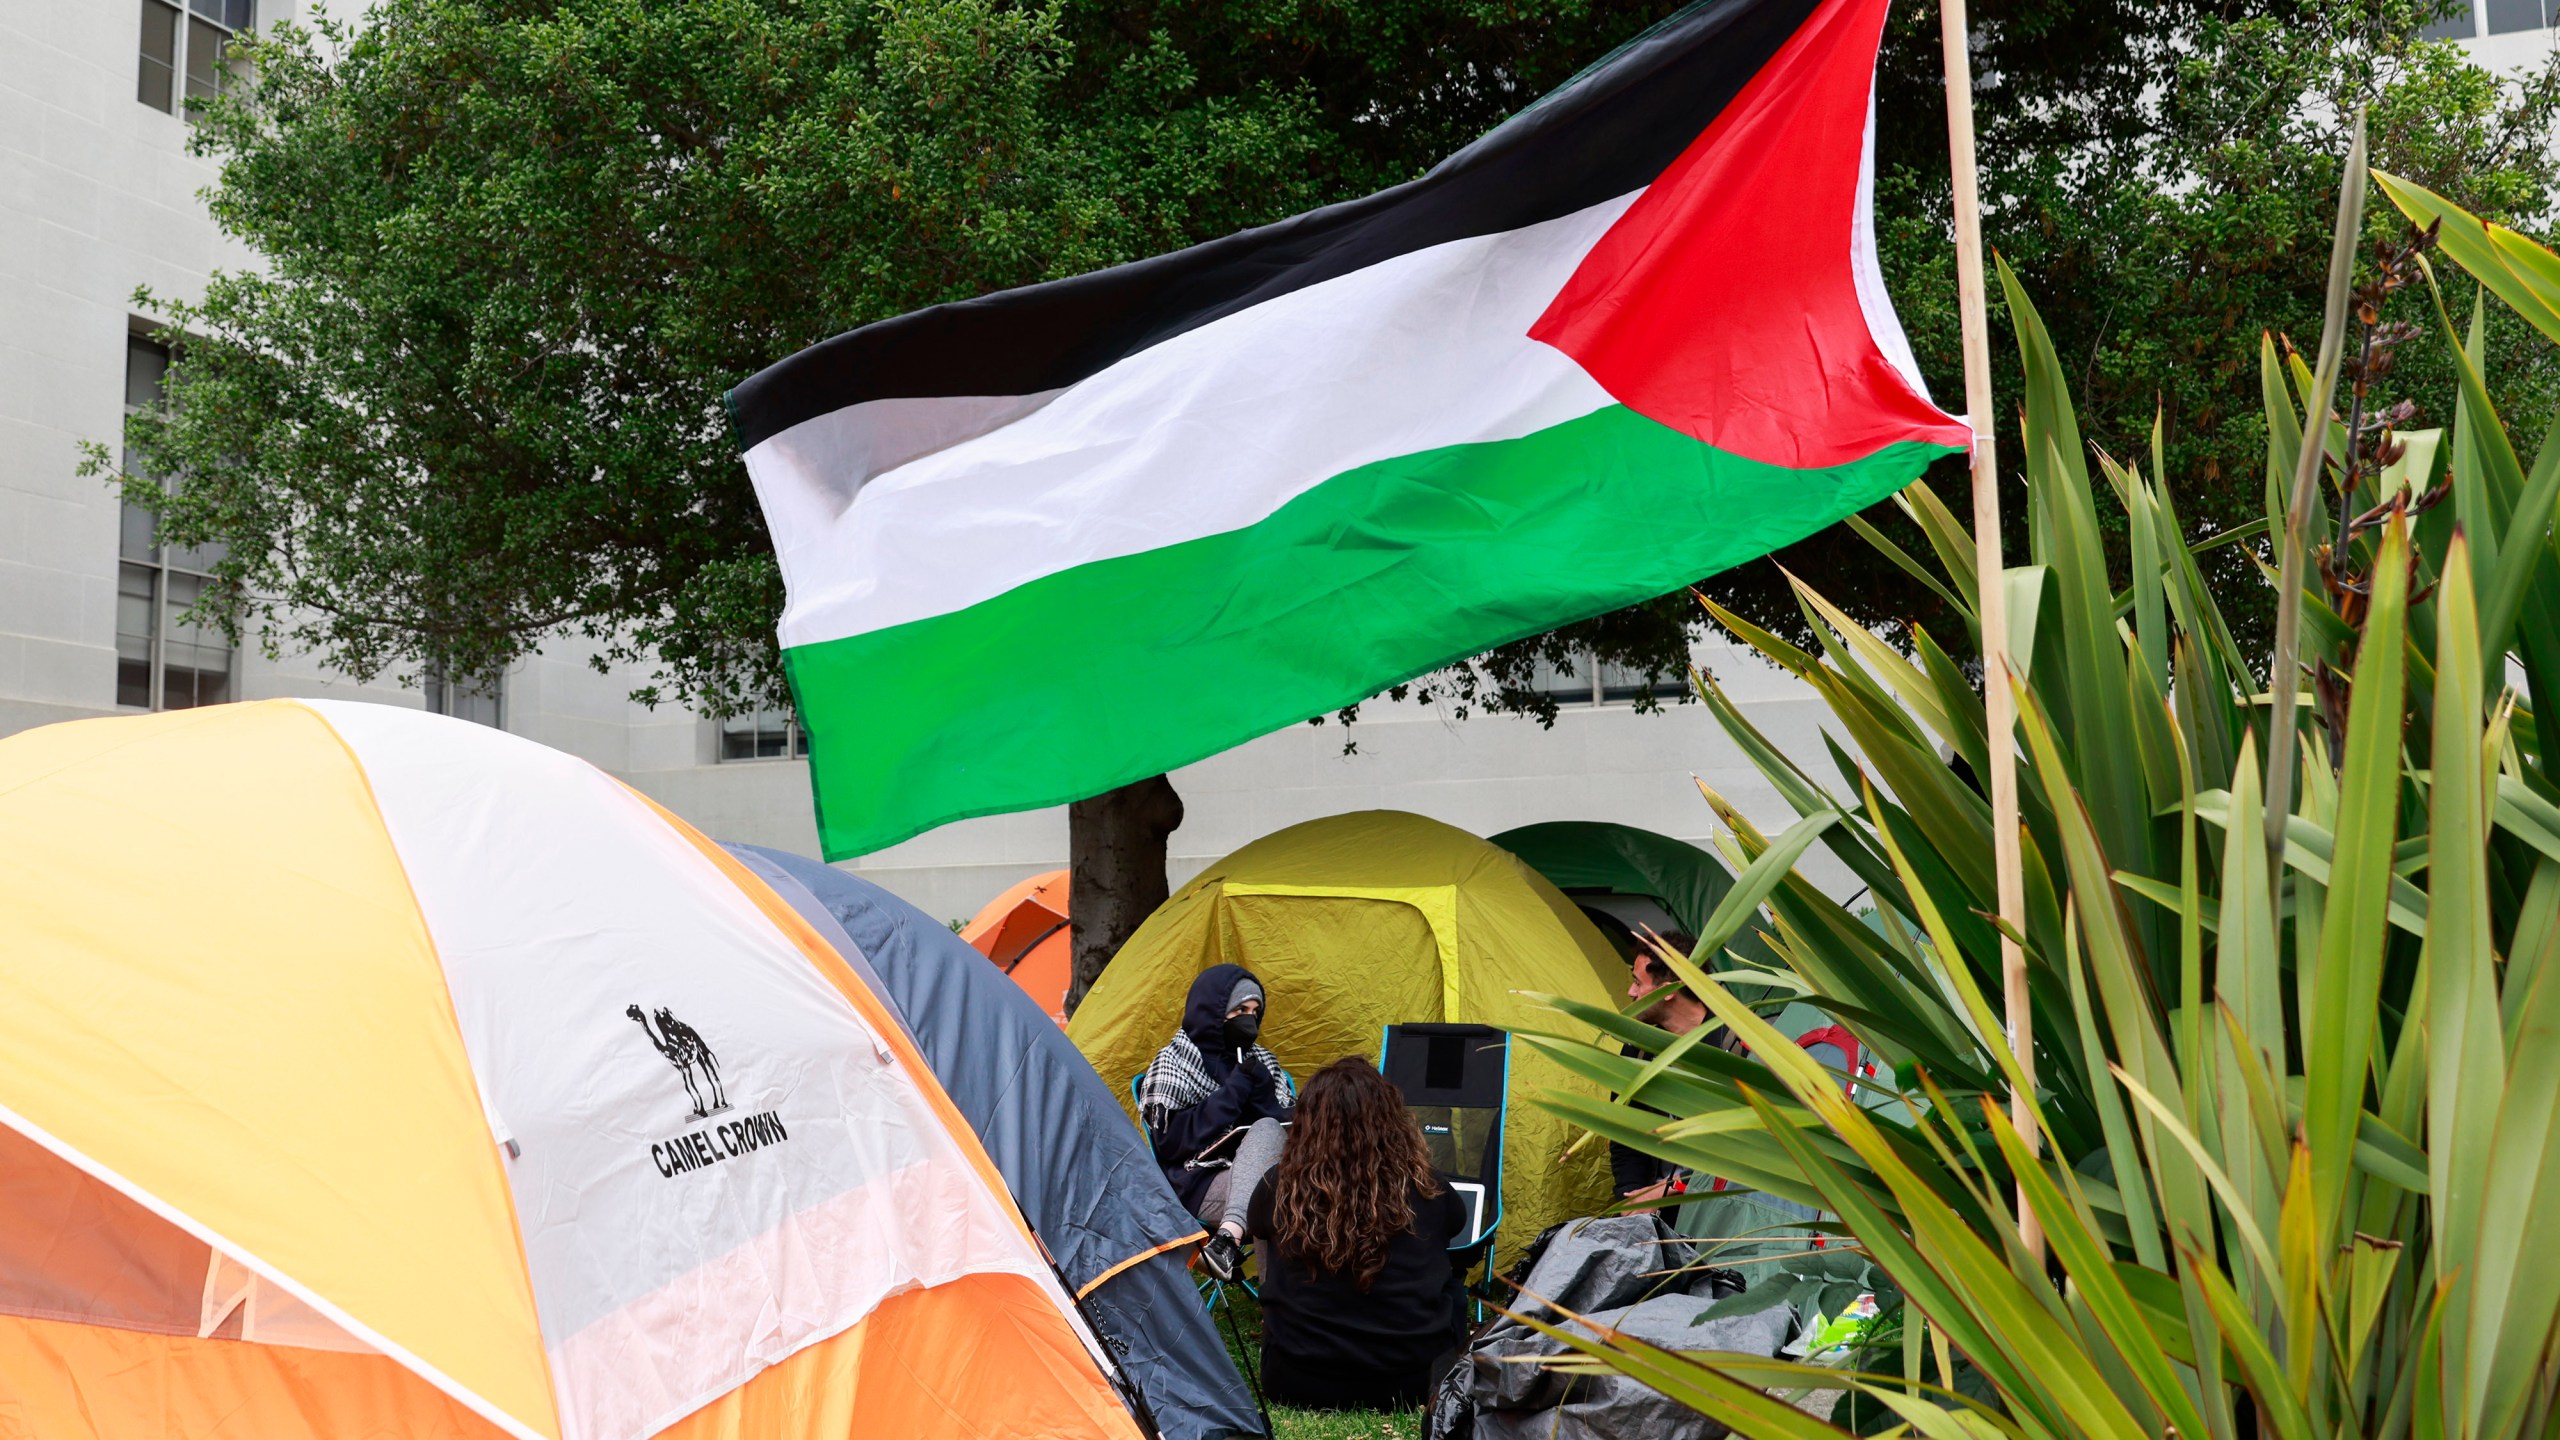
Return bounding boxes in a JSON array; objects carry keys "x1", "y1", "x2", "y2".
[{"x1": 1491, "y1": 821, "x2": 1781, "y2": 967}]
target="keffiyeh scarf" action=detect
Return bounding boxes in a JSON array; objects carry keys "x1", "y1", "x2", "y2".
[{"x1": 1139, "y1": 1032, "x2": 1293, "y2": 1133}]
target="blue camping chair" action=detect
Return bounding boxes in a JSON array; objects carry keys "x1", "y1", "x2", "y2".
[{"x1": 1377, "y1": 1022, "x2": 1510, "y2": 1300}]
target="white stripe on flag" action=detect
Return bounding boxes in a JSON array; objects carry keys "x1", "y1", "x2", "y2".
[
  {"x1": 746, "y1": 191, "x2": 1638, "y2": 649},
  {"x1": 1851, "y1": 71, "x2": 1929, "y2": 404}
]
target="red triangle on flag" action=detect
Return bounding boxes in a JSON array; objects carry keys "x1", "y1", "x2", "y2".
[{"x1": 1530, "y1": 0, "x2": 1969, "y2": 471}]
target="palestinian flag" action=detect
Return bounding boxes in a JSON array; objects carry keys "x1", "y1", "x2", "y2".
[{"x1": 733, "y1": 0, "x2": 1968, "y2": 861}]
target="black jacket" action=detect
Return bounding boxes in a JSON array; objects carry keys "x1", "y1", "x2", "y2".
[
  {"x1": 1609, "y1": 1026, "x2": 1745, "y2": 1195},
  {"x1": 1609, "y1": 1135, "x2": 1683, "y2": 1196},
  {"x1": 1148, "y1": 964, "x2": 1290, "y2": 1210},
  {"x1": 1246, "y1": 1172, "x2": 1469, "y2": 1411},
  {"x1": 1608, "y1": 1040, "x2": 1683, "y2": 1196}
]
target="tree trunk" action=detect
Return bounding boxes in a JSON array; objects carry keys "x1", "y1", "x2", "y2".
[{"x1": 1063, "y1": 774, "x2": 1184, "y2": 1019}]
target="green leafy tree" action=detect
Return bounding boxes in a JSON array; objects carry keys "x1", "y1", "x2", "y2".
[{"x1": 1892, "y1": 0, "x2": 2560, "y2": 661}]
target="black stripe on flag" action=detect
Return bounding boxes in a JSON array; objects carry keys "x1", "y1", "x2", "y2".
[{"x1": 730, "y1": 0, "x2": 1820, "y2": 450}]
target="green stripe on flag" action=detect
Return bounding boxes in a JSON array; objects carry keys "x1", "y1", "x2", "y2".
[{"x1": 787, "y1": 403, "x2": 1950, "y2": 859}]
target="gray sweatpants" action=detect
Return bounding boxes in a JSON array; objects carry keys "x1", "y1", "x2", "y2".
[{"x1": 1197, "y1": 1116, "x2": 1288, "y2": 1235}]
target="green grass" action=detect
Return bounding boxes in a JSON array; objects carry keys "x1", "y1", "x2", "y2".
[{"x1": 1208, "y1": 1288, "x2": 1425, "y2": 1440}]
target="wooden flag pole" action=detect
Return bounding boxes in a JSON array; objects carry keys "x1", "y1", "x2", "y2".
[{"x1": 1936, "y1": 0, "x2": 2039, "y2": 1258}]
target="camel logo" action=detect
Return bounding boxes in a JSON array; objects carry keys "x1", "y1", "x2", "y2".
[
  {"x1": 626, "y1": 1004, "x2": 729, "y2": 1119},
  {"x1": 625, "y1": 1004, "x2": 791, "y2": 1181}
]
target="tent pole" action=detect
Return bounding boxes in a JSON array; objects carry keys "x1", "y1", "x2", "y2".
[
  {"x1": 1029, "y1": 1218, "x2": 1168, "y2": 1440},
  {"x1": 1936, "y1": 0, "x2": 2039, "y2": 1260}
]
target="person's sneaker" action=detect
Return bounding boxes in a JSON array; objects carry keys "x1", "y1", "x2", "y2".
[{"x1": 1200, "y1": 1229, "x2": 1244, "y2": 1282}]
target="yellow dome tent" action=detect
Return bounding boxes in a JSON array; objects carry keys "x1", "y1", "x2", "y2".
[
  {"x1": 1068, "y1": 811, "x2": 1629, "y2": 1246},
  {"x1": 0, "y1": 701, "x2": 1140, "y2": 1440}
]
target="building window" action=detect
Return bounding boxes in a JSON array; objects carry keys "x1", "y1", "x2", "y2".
[
  {"x1": 2421, "y1": 0, "x2": 2557, "y2": 36},
  {"x1": 118, "y1": 335, "x2": 235, "y2": 711},
  {"x1": 1532, "y1": 647, "x2": 1666, "y2": 706},
  {"x1": 138, "y1": 0, "x2": 253, "y2": 117},
  {"x1": 426, "y1": 668, "x2": 504, "y2": 728},
  {"x1": 719, "y1": 707, "x2": 809, "y2": 761},
  {"x1": 2486, "y1": 0, "x2": 2553, "y2": 33}
]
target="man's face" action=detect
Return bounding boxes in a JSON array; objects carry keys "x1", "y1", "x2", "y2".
[
  {"x1": 1226, "y1": 996, "x2": 1262, "y2": 1021},
  {"x1": 1626, "y1": 950, "x2": 1673, "y2": 1003},
  {"x1": 1627, "y1": 951, "x2": 1702, "y2": 1035}
]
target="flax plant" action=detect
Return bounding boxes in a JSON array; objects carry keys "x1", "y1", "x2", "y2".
[{"x1": 1523, "y1": 172, "x2": 2560, "y2": 1440}]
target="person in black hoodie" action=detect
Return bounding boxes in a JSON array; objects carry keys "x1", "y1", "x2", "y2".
[
  {"x1": 1245, "y1": 1057, "x2": 1468, "y2": 1411},
  {"x1": 1139, "y1": 964, "x2": 1295, "y2": 1281}
]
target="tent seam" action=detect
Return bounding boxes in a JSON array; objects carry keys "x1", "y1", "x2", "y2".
[{"x1": 285, "y1": 698, "x2": 565, "y2": 1437}]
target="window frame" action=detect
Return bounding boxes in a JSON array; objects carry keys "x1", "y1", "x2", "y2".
[
  {"x1": 424, "y1": 666, "x2": 506, "y2": 729},
  {"x1": 2419, "y1": 0, "x2": 2560, "y2": 36},
  {"x1": 117, "y1": 331, "x2": 237, "y2": 713},
  {"x1": 2483, "y1": 0, "x2": 2555, "y2": 34},
  {"x1": 136, "y1": 0, "x2": 178, "y2": 111},
  {"x1": 716, "y1": 707, "x2": 811, "y2": 762},
  {"x1": 137, "y1": 0, "x2": 254, "y2": 118},
  {"x1": 1532, "y1": 646, "x2": 1671, "y2": 708}
]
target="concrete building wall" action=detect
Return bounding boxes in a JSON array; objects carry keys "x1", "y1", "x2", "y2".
[{"x1": 1, "y1": 0, "x2": 301, "y2": 737}]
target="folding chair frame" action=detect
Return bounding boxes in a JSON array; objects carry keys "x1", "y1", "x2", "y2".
[{"x1": 1376, "y1": 1022, "x2": 1511, "y2": 1303}]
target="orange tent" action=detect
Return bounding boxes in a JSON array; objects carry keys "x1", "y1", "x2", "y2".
[
  {"x1": 962, "y1": 870, "x2": 1072, "y2": 1024},
  {"x1": 0, "y1": 702, "x2": 1140, "y2": 1440}
]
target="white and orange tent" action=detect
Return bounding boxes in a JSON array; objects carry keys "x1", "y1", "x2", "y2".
[{"x1": 0, "y1": 700, "x2": 1143, "y2": 1440}]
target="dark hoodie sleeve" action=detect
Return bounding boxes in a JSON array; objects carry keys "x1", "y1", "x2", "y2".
[
  {"x1": 1239, "y1": 1051, "x2": 1289, "y2": 1121},
  {"x1": 1152, "y1": 1061, "x2": 1256, "y2": 1168}
]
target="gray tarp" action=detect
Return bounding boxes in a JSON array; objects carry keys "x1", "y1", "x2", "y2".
[
  {"x1": 1443, "y1": 1214, "x2": 1792, "y2": 1440},
  {"x1": 730, "y1": 845, "x2": 1263, "y2": 1440}
]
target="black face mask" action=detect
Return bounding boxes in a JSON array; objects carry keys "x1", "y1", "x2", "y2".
[{"x1": 1223, "y1": 1011, "x2": 1262, "y2": 1048}]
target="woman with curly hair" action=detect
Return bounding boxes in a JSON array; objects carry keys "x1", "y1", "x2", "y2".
[{"x1": 1244, "y1": 1056, "x2": 1470, "y2": 1411}]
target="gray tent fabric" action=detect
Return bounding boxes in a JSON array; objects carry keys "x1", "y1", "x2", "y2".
[
  {"x1": 730, "y1": 845, "x2": 1264, "y2": 1440},
  {"x1": 1440, "y1": 1214, "x2": 1792, "y2": 1440}
]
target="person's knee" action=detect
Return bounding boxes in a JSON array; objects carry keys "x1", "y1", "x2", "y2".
[{"x1": 1246, "y1": 1117, "x2": 1286, "y2": 1139}]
